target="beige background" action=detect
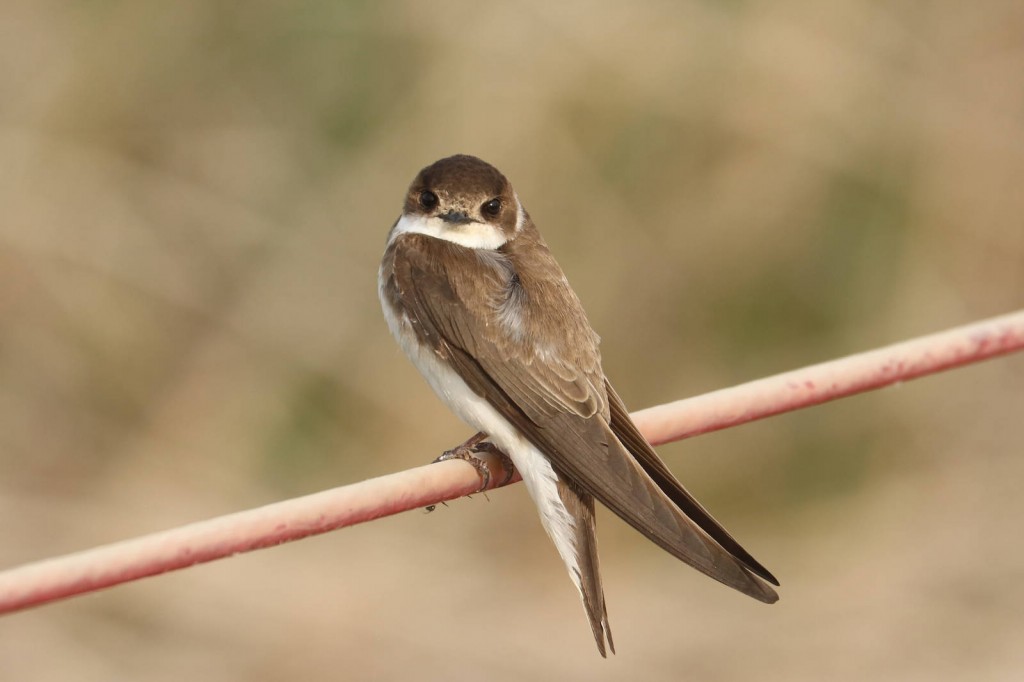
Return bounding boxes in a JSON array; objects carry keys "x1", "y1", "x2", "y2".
[{"x1": 2, "y1": 1, "x2": 1023, "y2": 680}]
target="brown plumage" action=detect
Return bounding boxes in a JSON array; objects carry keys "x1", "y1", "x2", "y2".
[{"x1": 380, "y1": 155, "x2": 778, "y2": 656}]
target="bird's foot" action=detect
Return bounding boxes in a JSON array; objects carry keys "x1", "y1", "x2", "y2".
[{"x1": 433, "y1": 433, "x2": 515, "y2": 493}]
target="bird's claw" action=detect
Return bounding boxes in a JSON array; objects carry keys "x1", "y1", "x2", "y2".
[{"x1": 432, "y1": 439, "x2": 515, "y2": 493}]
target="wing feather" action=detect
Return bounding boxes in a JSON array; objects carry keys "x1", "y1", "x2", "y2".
[{"x1": 387, "y1": 232, "x2": 777, "y2": 601}]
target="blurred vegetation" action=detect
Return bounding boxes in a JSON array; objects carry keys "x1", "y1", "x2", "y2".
[{"x1": 1, "y1": 1, "x2": 1022, "y2": 680}]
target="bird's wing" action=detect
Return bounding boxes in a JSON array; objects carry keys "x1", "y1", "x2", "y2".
[
  {"x1": 388, "y1": 234, "x2": 777, "y2": 602},
  {"x1": 604, "y1": 382, "x2": 778, "y2": 585}
]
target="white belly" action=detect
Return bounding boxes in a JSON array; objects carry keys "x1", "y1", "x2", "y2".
[{"x1": 379, "y1": 276, "x2": 582, "y2": 596}]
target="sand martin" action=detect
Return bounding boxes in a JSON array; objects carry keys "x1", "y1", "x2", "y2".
[{"x1": 378, "y1": 154, "x2": 778, "y2": 655}]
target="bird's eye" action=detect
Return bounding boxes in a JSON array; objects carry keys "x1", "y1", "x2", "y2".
[
  {"x1": 419, "y1": 190, "x2": 439, "y2": 210},
  {"x1": 482, "y1": 198, "x2": 502, "y2": 217}
]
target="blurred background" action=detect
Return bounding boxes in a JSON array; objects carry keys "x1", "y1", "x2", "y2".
[{"x1": 1, "y1": 1, "x2": 1023, "y2": 680}]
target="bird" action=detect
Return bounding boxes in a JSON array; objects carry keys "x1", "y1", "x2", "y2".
[{"x1": 378, "y1": 154, "x2": 778, "y2": 656}]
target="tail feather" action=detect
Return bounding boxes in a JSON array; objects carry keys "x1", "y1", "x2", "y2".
[{"x1": 556, "y1": 477, "x2": 614, "y2": 656}]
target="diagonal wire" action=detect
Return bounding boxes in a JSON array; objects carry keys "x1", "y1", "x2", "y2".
[{"x1": 0, "y1": 309, "x2": 1021, "y2": 616}]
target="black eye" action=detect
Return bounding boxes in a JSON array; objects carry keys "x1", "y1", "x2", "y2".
[
  {"x1": 419, "y1": 190, "x2": 438, "y2": 210},
  {"x1": 482, "y1": 198, "x2": 501, "y2": 217}
]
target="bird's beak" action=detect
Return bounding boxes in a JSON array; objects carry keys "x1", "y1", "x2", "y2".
[{"x1": 439, "y1": 210, "x2": 473, "y2": 225}]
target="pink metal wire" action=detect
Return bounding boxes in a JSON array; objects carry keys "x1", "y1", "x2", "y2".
[{"x1": 1, "y1": 310, "x2": 1021, "y2": 615}]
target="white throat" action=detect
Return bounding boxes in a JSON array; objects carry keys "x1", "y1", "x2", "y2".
[{"x1": 390, "y1": 213, "x2": 507, "y2": 250}]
